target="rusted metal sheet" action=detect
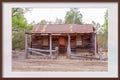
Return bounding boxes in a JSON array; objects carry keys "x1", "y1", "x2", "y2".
[{"x1": 31, "y1": 24, "x2": 95, "y2": 33}]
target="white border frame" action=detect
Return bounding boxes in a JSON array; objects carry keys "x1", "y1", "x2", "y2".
[{"x1": 2, "y1": 2, "x2": 118, "y2": 78}]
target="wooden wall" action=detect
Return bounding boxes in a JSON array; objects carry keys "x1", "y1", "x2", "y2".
[{"x1": 31, "y1": 33, "x2": 96, "y2": 52}]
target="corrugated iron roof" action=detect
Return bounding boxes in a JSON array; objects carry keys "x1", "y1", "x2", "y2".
[{"x1": 31, "y1": 24, "x2": 95, "y2": 33}]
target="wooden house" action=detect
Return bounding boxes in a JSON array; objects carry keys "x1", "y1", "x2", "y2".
[{"x1": 25, "y1": 24, "x2": 98, "y2": 58}]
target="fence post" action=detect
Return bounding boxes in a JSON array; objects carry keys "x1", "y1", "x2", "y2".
[
  {"x1": 99, "y1": 48, "x2": 103, "y2": 61},
  {"x1": 67, "y1": 34, "x2": 71, "y2": 58},
  {"x1": 94, "y1": 33, "x2": 97, "y2": 56},
  {"x1": 55, "y1": 47, "x2": 59, "y2": 59},
  {"x1": 25, "y1": 33, "x2": 28, "y2": 58},
  {"x1": 49, "y1": 34, "x2": 52, "y2": 58}
]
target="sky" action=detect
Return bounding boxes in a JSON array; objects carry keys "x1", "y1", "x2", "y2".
[{"x1": 24, "y1": 8, "x2": 107, "y2": 25}]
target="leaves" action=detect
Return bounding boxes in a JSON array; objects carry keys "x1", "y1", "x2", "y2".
[
  {"x1": 103, "y1": 10, "x2": 108, "y2": 33},
  {"x1": 65, "y1": 8, "x2": 83, "y2": 24},
  {"x1": 92, "y1": 10, "x2": 108, "y2": 49},
  {"x1": 39, "y1": 20, "x2": 47, "y2": 25},
  {"x1": 55, "y1": 18, "x2": 63, "y2": 24},
  {"x1": 12, "y1": 8, "x2": 33, "y2": 49},
  {"x1": 12, "y1": 15, "x2": 28, "y2": 28}
]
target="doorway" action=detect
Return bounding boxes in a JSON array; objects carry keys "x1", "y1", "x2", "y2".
[{"x1": 58, "y1": 37, "x2": 67, "y2": 54}]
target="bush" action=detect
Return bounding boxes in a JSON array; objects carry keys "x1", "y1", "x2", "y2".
[
  {"x1": 12, "y1": 28, "x2": 32, "y2": 50},
  {"x1": 97, "y1": 33, "x2": 108, "y2": 49}
]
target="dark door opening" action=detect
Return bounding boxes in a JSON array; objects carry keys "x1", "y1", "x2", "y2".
[{"x1": 58, "y1": 37, "x2": 67, "y2": 54}]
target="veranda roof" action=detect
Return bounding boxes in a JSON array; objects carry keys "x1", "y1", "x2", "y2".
[{"x1": 31, "y1": 24, "x2": 95, "y2": 34}]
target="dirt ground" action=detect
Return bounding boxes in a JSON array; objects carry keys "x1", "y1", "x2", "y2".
[{"x1": 12, "y1": 50, "x2": 108, "y2": 72}]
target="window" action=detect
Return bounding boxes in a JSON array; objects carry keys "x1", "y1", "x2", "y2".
[
  {"x1": 43, "y1": 37, "x2": 49, "y2": 46},
  {"x1": 76, "y1": 35, "x2": 82, "y2": 46}
]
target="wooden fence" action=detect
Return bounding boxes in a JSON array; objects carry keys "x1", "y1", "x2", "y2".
[{"x1": 26, "y1": 47, "x2": 59, "y2": 59}]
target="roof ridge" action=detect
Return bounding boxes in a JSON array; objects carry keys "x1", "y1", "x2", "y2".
[{"x1": 38, "y1": 24, "x2": 92, "y2": 25}]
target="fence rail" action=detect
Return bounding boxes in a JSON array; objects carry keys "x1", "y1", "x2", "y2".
[
  {"x1": 28, "y1": 48, "x2": 56, "y2": 52},
  {"x1": 27, "y1": 47, "x2": 59, "y2": 59}
]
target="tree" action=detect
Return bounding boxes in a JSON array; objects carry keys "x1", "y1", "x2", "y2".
[
  {"x1": 92, "y1": 21, "x2": 104, "y2": 48},
  {"x1": 92, "y1": 21, "x2": 104, "y2": 34},
  {"x1": 12, "y1": 8, "x2": 24, "y2": 17},
  {"x1": 92, "y1": 10, "x2": 108, "y2": 49},
  {"x1": 55, "y1": 18, "x2": 63, "y2": 24},
  {"x1": 103, "y1": 10, "x2": 108, "y2": 34},
  {"x1": 65, "y1": 8, "x2": 83, "y2": 24},
  {"x1": 12, "y1": 14, "x2": 27, "y2": 29},
  {"x1": 40, "y1": 20, "x2": 47, "y2": 25},
  {"x1": 12, "y1": 8, "x2": 32, "y2": 17},
  {"x1": 48, "y1": 21, "x2": 53, "y2": 24},
  {"x1": 12, "y1": 8, "x2": 33, "y2": 49},
  {"x1": 102, "y1": 10, "x2": 108, "y2": 49},
  {"x1": 12, "y1": 8, "x2": 32, "y2": 29},
  {"x1": 30, "y1": 21, "x2": 36, "y2": 25}
]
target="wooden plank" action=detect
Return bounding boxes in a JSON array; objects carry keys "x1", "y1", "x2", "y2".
[
  {"x1": 28, "y1": 48, "x2": 56, "y2": 52},
  {"x1": 30, "y1": 34, "x2": 32, "y2": 55},
  {"x1": 25, "y1": 34, "x2": 28, "y2": 58},
  {"x1": 29, "y1": 50, "x2": 49, "y2": 57},
  {"x1": 99, "y1": 48, "x2": 103, "y2": 61},
  {"x1": 55, "y1": 47, "x2": 59, "y2": 59},
  {"x1": 70, "y1": 53, "x2": 100, "y2": 60},
  {"x1": 50, "y1": 34, "x2": 52, "y2": 56},
  {"x1": 94, "y1": 34, "x2": 97, "y2": 56},
  {"x1": 70, "y1": 56, "x2": 90, "y2": 60},
  {"x1": 67, "y1": 34, "x2": 71, "y2": 58},
  {"x1": 28, "y1": 48, "x2": 59, "y2": 59}
]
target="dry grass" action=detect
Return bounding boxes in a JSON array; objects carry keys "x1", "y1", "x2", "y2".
[{"x1": 12, "y1": 50, "x2": 108, "y2": 72}]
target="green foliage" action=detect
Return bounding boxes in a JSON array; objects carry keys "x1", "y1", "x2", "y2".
[
  {"x1": 93, "y1": 10, "x2": 108, "y2": 49},
  {"x1": 40, "y1": 20, "x2": 47, "y2": 25},
  {"x1": 12, "y1": 8, "x2": 24, "y2": 17},
  {"x1": 12, "y1": 8, "x2": 33, "y2": 50},
  {"x1": 55, "y1": 18, "x2": 63, "y2": 24},
  {"x1": 65, "y1": 8, "x2": 83, "y2": 24},
  {"x1": 102, "y1": 10, "x2": 108, "y2": 49},
  {"x1": 12, "y1": 8, "x2": 31, "y2": 17},
  {"x1": 12, "y1": 30, "x2": 25, "y2": 49},
  {"x1": 92, "y1": 21, "x2": 105, "y2": 34},
  {"x1": 103, "y1": 10, "x2": 108, "y2": 33},
  {"x1": 12, "y1": 8, "x2": 32, "y2": 29},
  {"x1": 48, "y1": 21, "x2": 53, "y2": 24},
  {"x1": 12, "y1": 15, "x2": 28, "y2": 29}
]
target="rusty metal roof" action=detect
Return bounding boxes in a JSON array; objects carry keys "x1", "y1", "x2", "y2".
[{"x1": 31, "y1": 24, "x2": 95, "y2": 33}]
